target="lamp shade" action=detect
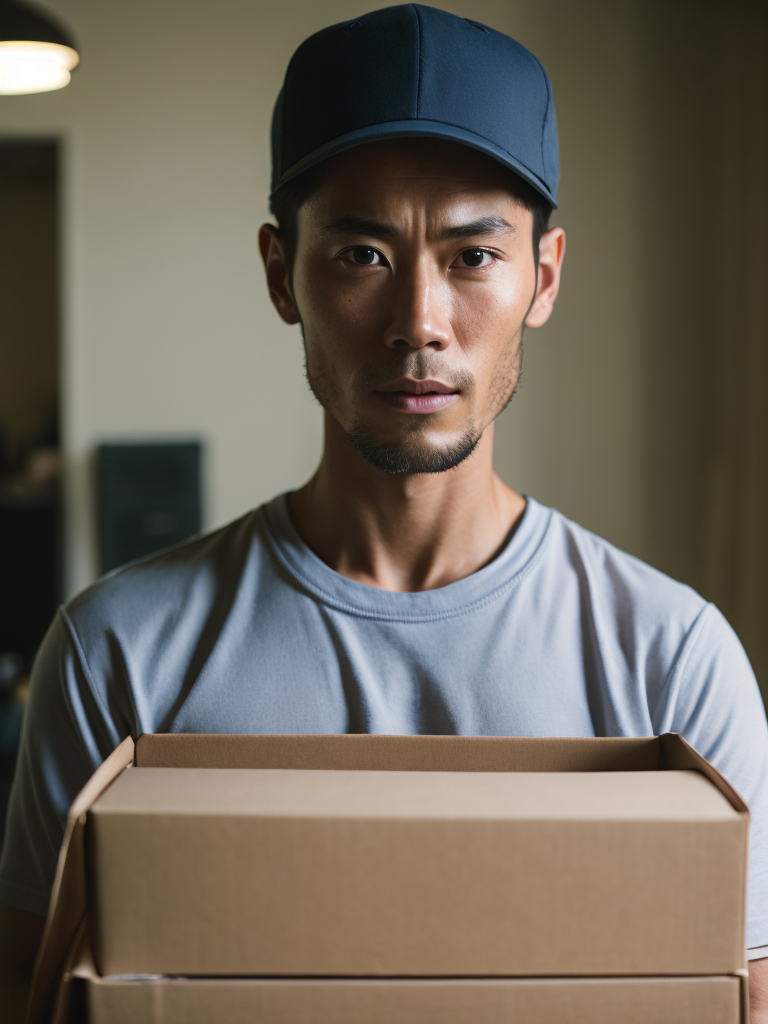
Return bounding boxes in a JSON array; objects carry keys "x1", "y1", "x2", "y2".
[{"x1": 0, "y1": 0, "x2": 79, "y2": 94}]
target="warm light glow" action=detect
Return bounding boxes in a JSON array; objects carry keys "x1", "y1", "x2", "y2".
[{"x1": 0, "y1": 40, "x2": 79, "y2": 95}]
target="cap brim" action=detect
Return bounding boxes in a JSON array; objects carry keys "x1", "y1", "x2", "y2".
[{"x1": 274, "y1": 119, "x2": 557, "y2": 209}]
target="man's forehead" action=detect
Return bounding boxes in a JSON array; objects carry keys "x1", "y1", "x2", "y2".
[{"x1": 302, "y1": 140, "x2": 531, "y2": 234}]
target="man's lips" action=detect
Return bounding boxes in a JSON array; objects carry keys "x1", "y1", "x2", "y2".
[{"x1": 374, "y1": 378, "x2": 460, "y2": 413}]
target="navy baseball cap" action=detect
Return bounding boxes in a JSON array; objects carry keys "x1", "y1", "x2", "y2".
[{"x1": 271, "y1": 4, "x2": 559, "y2": 207}]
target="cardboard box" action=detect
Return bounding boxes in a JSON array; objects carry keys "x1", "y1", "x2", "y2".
[
  {"x1": 29, "y1": 733, "x2": 750, "y2": 1024},
  {"x1": 59, "y1": 929, "x2": 747, "y2": 1024},
  {"x1": 88, "y1": 761, "x2": 745, "y2": 978}
]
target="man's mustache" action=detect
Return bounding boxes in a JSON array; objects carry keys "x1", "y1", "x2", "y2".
[{"x1": 358, "y1": 358, "x2": 474, "y2": 392}]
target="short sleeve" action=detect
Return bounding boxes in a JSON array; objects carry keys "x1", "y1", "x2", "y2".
[
  {"x1": 0, "y1": 609, "x2": 127, "y2": 915},
  {"x1": 652, "y1": 603, "x2": 768, "y2": 955}
]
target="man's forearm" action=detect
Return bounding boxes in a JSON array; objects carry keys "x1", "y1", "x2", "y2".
[{"x1": 750, "y1": 957, "x2": 768, "y2": 1023}]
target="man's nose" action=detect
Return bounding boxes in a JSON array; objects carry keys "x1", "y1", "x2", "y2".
[{"x1": 382, "y1": 259, "x2": 452, "y2": 351}]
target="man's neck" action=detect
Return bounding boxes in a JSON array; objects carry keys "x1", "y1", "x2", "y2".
[{"x1": 288, "y1": 413, "x2": 526, "y2": 593}]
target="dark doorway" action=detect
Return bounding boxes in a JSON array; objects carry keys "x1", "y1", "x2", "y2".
[{"x1": 0, "y1": 139, "x2": 61, "y2": 847}]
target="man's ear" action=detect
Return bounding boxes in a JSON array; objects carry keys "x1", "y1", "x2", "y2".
[
  {"x1": 258, "y1": 224, "x2": 301, "y2": 325},
  {"x1": 525, "y1": 226, "x2": 566, "y2": 329}
]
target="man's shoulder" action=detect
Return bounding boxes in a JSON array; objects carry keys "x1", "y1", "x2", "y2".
[
  {"x1": 541, "y1": 503, "x2": 708, "y2": 629},
  {"x1": 65, "y1": 506, "x2": 267, "y2": 642},
  {"x1": 535, "y1": 505, "x2": 752, "y2": 715}
]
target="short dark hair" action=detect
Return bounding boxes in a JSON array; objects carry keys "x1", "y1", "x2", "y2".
[{"x1": 270, "y1": 157, "x2": 552, "y2": 276}]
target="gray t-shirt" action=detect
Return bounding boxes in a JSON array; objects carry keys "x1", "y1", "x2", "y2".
[{"x1": 2, "y1": 494, "x2": 767, "y2": 955}]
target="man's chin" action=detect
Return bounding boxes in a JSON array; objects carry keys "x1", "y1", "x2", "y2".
[{"x1": 346, "y1": 423, "x2": 481, "y2": 475}]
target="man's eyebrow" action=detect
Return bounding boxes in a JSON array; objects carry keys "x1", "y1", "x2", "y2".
[
  {"x1": 322, "y1": 215, "x2": 397, "y2": 239},
  {"x1": 322, "y1": 213, "x2": 515, "y2": 242},
  {"x1": 437, "y1": 215, "x2": 515, "y2": 240}
]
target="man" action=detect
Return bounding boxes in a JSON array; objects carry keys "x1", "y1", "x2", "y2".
[{"x1": 2, "y1": 5, "x2": 767, "y2": 1020}]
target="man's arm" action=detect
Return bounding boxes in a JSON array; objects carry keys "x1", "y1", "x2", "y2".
[
  {"x1": 0, "y1": 903, "x2": 45, "y2": 1024},
  {"x1": 652, "y1": 603, "x2": 768, "y2": 993},
  {"x1": 0, "y1": 613, "x2": 126, "y2": 1024},
  {"x1": 751, "y1": 958, "x2": 768, "y2": 1024}
]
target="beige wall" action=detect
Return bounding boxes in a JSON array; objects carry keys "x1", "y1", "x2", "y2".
[
  {"x1": 1, "y1": 1, "x2": 765, "y2": 691},
  {"x1": 493, "y1": 0, "x2": 644, "y2": 551}
]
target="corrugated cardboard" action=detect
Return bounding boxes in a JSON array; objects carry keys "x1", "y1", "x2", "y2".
[{"x1": 30, "y1": 733, "x2": 750, "y2": 1024}]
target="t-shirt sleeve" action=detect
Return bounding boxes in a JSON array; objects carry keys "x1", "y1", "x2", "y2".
[
  {"x1": 652, "y1": 602, "x2": 768, "y2": 957},
  {"x1": 0, "y1": 608, "x2": 127, "y2": 916}
]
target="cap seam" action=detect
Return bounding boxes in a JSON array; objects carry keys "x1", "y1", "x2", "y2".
[
  {"x1": 532, "y1": 53, "x2": 550, "y2": 180},
  {"x1": 412, "y1": 4, "x2": 423, "y2": 118},
  {"x1": 279, "y1": 88, "x2": 286, "y2": 188}
]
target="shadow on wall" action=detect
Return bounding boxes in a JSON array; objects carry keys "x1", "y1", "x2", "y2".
[
  {"x1": 494, "y1": 0, "x2": 768, "y2": 703},
  {"x1": 634, "y1": 0, "x2": 768, "y2": 699}
]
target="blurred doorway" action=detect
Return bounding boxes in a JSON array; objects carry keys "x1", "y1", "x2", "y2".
[{"x1": 0, "y1": 139, "x2": 60, "y2": 847}]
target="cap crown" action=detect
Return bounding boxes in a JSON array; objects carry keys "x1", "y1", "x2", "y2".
[{"x1": 272, "y1": 4, "x2": 559, "y2": 206}]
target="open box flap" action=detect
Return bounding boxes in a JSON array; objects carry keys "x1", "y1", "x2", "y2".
[
  {"x1": 660, "y1": 732, "x2": 749, "y2": 813},
  {"x1": 131, "y1": 730, "x2": 749, "y2": 816},
  {"x1": 28, "y1": 736, "x2": 134, "y2": 1024}
]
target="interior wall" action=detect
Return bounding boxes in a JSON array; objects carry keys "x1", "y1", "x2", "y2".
[
  {"x1": 0, "y1": 0, "x2": 764, "y2": 693},
  {"x1": 492, "y1": 0, "x2": 643, "y2": 555}
]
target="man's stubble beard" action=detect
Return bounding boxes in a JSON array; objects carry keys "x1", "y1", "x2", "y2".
[
  {"x1": 301, "y1": 325, "x2": 523, "y2": 476},
  {"x1": 347, "y1": 418, "x2": 481, "y2": 475}
]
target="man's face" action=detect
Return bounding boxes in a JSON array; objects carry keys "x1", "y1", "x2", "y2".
[{"x1": 276, "y1": 139, "x2": 551, "y2": 474}]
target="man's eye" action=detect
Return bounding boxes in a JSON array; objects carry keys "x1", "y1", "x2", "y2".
[
  {"x1": 349, "y1": 247, "x2": 382, "y2": 266},
  {"x1": 456, "y1": 248, "x2": 493, "y2": 268}
]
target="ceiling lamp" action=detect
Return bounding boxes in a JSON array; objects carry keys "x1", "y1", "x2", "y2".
[{"x1": 0, "y1": 0, "x2": 79, "y2": 95}]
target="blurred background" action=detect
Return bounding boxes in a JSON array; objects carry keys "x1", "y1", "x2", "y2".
[{"x1": 0, "y1": 0, "x2": 766, "y2": 837}]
